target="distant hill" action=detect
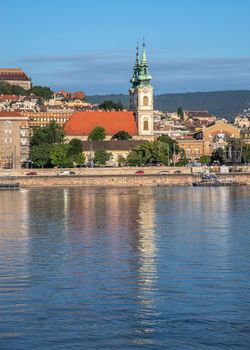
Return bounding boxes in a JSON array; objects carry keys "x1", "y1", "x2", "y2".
[{"x1": 87, "y1": 90, "x2": 250, "y2": 120}]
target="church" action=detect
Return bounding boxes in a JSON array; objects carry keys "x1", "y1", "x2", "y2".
[{"x1": 64, "y1": 43, "x2": 154, "y2": 141}]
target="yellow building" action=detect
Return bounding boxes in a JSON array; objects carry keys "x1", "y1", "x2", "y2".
[
  {"x1": 21, "y1": 111, "x2": 72, "y2": 128},
  {"x1": 177, "y1": 120, "x2": 241, "y2": 160}
]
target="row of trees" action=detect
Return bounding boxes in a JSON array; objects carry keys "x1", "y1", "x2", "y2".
[
  {"x1": 208, "y1": 142, "x2": 250, "y2": 165},
  {"x1": 29, "y1": 123, "x2": 116, "y2": 167},
  {"x1": 98, "y1": 100, "x2": 124, "y2": 111},
  {"x1": 30, "y1": 123, "x2": 250, "y2": 168},
  {"x1": 126, "y1": 135, "x2": 184, "y2": 166},
  {"x1": 196, "y1": 141, "x2": 250, "y2": 166},
  {"x1": 30, "y1": 122, "x2": 85, "y2": 167}
]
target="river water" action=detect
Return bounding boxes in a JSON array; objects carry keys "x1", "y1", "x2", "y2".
[{"x1": 0, "y1": 186, "x2": 249, "y2": 349}]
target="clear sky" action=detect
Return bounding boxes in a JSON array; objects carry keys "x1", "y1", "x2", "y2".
[{"x1": 1, "y1": 0, "x2": 250, "y2": 95}]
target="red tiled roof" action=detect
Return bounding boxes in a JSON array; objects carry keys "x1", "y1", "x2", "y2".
[
  {"x1": 0, "y1": 68, "x2": 30, "y2": 81},
  {"x1": 0, "y1": 95, "x2": 20, "y2": 101},
  {"x1": 185, "y1": 111, "x2": 215, "y2": 119},
  {"x1": 64, "y1": 111, "x2": 138, "y2": 136},
  {"x1": 73, "y1": 91, "x2": 84, "y2": 99},
  {"x1": 0, "y1": 112, "x2": 24, "y2": 118},
  {"x1": 0, "y1": 111, "x2": 22, "y2": 117}
]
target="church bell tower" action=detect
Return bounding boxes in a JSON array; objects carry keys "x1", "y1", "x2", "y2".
[{"x1": 129, "y1": 42, "x2": 154, "y2": 139}]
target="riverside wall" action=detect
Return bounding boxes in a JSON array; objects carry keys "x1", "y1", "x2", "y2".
[
  {"x1": 1, "y1": 165, "x2": 250, "y2": 177},
  {"x1": 0, "y1": 172, "x2": 250, "y2": 188}
]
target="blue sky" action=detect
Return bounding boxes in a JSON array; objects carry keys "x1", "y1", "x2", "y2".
[{"x1": 1, "y1": 0, "x2": 250, "y2": 94}]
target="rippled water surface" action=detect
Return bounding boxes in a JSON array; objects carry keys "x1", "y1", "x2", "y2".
[{"x1": 0, "y1": 186, "x2": 250, "y2": 349}]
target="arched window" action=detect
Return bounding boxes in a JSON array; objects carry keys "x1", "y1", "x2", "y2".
[
  {"x1": 143, "y1": 119, "x2": 149, "y2": 131},
  {"x1": 143, "y1": 95, "x2": 149, "y2": 106}
]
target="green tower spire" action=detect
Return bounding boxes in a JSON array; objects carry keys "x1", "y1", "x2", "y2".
[
  {"x1": 130, "y1": 45, "x2": 140, "y2": 89},
  {"x1": 138, "y1": 41, "x2": 152, "y2": 86},
  {"x1": 141, "y1": 40, "x2": 147, "y2": 64}
]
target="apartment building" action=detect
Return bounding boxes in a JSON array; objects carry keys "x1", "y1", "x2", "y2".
[{"x1": 0, "y1": 112, "x2": 29, "y2": 168}]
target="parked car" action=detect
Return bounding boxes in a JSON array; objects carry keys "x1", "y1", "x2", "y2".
[
  {"x1": 135, "y1": 170, "x2": 144, "y2": 174},
  {"x1": 174, "y1": 170, "x2": 181, "y2": 174},
  {"x1": 3, "y1": 163, "x2": 12, "y2": 169},
  {"x1": 58, "y1": 170, "x2": 75, "y2": 176},
  {"x1": 158, "y1": 171, "x2": 169, "y2": 175},
  {"x1": 26, "y1": 171, "x2": 37, "y2": 176}
]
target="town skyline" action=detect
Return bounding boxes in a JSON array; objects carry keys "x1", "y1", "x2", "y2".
[{"x1": 2, "y1": 0, "x2": 250, "y2": 94}]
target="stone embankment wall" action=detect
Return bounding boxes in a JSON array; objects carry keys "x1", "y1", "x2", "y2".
[
  {"x1": 0, "y1": 165, "x2": 250, "y2": 177},
  {"x1": 0, "y1": 172, "x2": 250, "y2": 187}
]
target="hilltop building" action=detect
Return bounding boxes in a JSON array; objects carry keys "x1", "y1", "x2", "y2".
[
  {"x1": 0, "y1": 68, "x2": 31, "y2": 90},
  {"x1": 45, "y1": 90, "x2": 91, "y2": 109}
]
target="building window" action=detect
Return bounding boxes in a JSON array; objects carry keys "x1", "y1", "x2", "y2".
[
  {"x1": 143, "y1": 95, "x2": 149, "y2": 106},
  {"x1": 143, "y1": 119, "x2": 149, "y2": 131}
]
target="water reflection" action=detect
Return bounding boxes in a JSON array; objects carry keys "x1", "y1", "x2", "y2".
[{"x1": 0, "y1": 186, "x2": 249, "y2": 349}]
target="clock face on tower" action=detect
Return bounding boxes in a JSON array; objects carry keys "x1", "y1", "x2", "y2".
[{"x1": 143, "y1": 88, "x2": 149, "y2": 93}]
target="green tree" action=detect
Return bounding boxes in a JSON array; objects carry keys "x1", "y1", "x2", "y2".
[
  {"x1": 67, "y1": 138, "x2": 85, "y2": 166},
  {"x1": 30, "y1": 86, "x2": 54, "y2": 100},
  {"x1": 0, "y1": 82, "x2": 27, "y2": 96},
  {"x1": 72, "y1": 153, "x2": 86, "y2": 167},
  {"x1": 211, "y1": 147, "x2": 226, "y2": 164},
  {"x1": 99, "y1": 100, "x2": 124, "y2": 111},
  {"x1": 68, "y1": 138, "x2": 82, "y2": 155},
  {"x1": 112, "y1": 130, "x2": 132, "y2": 140},
  {"x1": 177, "y1": 107, "x2": 184, "y2": 121},
  {"x1": 227, "y1": 138, "x2": 244, "y2": 163},
  {"x1": 50, "y1": 143, "x2": 72, "y2": 167},
  {"x1": 88, "y1": 126, "x2": 106, "y2": 141},
  {"x1": 200, "y1": 155, "x2": 211, "y2": 164},
  {"x1": 126, "y1": 141, "x2": 169, "y2": 166},
  {"x1": 117, "y1": 155, "x2": 126, "y2": 167},
  {"x1": 157, "y1": 135, "x2": 180, "y2": 158},
  {"x1": 30, "y1": 121, "x2": 65, "y2": 146},
  {"x1": 126, "y1": 149, "x2": 144, "y2": 166},
  {"x1": 242, "y1": 143, "x2": 250, "y2": 163},
  {"x1": 94, "y1": 149, "x2": 112, "y2": 166},
  {"x1": 175, "y1": 157, "x2": 189, "y2": 166},
  {"x1": 30, "y1": 143, "x2": 53, "y2": 167}
]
